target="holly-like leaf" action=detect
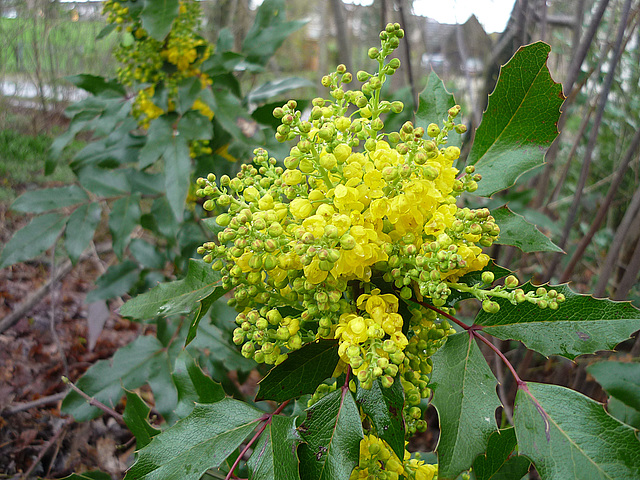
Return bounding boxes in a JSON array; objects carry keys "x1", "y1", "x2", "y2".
[
  {"x1": 184, "y1": 284, "x2": 229, "y2": 345},
  {"x1": 141, "y1": 0, "x2": 179, "y2": 41},
  {"x1": 64, "y1": 202, "x2": 102, "y2": 265},
  {"x1": 298, "y1": 387, "x2": 364, "y2": 480},
  {"x1": 415, "y1": 71, "x2": 461, "y2": 148},
  {"x1": 124, "y1": 399, "x2": 263, "y2": 480},
  {"x1": 256, "y1": 340, "x2": 340, "y2": 402},
  {"x1": 108, "y1": 193, "x2": 141, "y2": 260},
  {"x1": 0, "y1": 213, "x2": 67, "y2": 269},
  {"x1": 431, "y1": 332, "x2": 500, "y2": 479},
  {"x1": 468, "y1": 42, "x2": 563, "y2": 197},
  {"x1": 607, "y1": 397, "x2": 640, "y2": 429},
  {"x1": 355, "y1": 376, "x2": 405, "y2": 460},
  {"x1": 11, "y1": 186, "x2": 89, "y2": 213},
  {"x1": 61, "y1": 334, "x2": 177, "y2": 422},
  {"x1": 123, "y1": 390, "x2": 161, "y2": 449},
  {"x1": 65, "y1": 74, "x2": 126, "y2": 98},
  {"x1": 85, "y1": 260, "x2": 140, "y2": 303},
  {"x1": 172, "y1": 350, "x2": 225, "y2": 419},
  {"x1": 472, "y1": 428, "x2": 530, "y2": 480},
  {"x1": 129, "y1": 238, "x2": 166, "y2": 270},
  {"x1": 246, "y1": 77, "x2": 315, "y2": 105},
  {"x1": 119, "y1": 259, "x2": 224, "y2": 320},
  {"x1": 242, "y1": 0, "x2": 308, "y2": 67},
  {"x1": 163, "y1": 126, "x2": 191, "y2": 222},
  {"x1": 190, "y1": 321, "x2": 256, "y2": 372},
  {"x1": 178, "y1": 110, "x2": 213, "y2": 142},
  {"x1": 247, "y1": 415, "x2": 302, "y2": 480},
  {"x1": 514, "y1": 382, "x2": 640, "y2": 479},
  {"x1": 491, "y1": 206, "x2": 562, "y2": 253},
  {"x1": 586, "y1": 361, "x2": 640, "y2": 413},
  {"x1": 78, "y1": 166, "x2": 131, "y2": 197},
  {"x1": 475, "y1": 284, "x2": 640, "y2": 359}
]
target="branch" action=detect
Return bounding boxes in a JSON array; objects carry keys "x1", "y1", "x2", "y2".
[
  {"x1": 3, "y1": 391, "x2": 67, "y2": 415},
  {"x1": 61, "y1": 376, "x2": 125, "y2": 424}
]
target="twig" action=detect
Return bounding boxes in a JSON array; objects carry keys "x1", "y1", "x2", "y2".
[
  {"x1": 49, "y1": 247, "x2": 69, "y2": 378},
  {"x1": 224, "y1": 400, "x2": 290, "y2": 480},
  {"x1": 3, "y1": 391, "x2": 67, "y2": 415},
  {"x1": 21, "y1": 417, "x2": 73, "y2": 480},
  {"x1": 61, "y1": 376, "x2": 125, "y2": 424}
]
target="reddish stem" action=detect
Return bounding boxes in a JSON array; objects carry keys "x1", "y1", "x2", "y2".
[
  {"x1": 413, "y1": 299, "x2": 525, "y2": 387},
  {"x1": 224, "y1": 400, "x2": 290, "y2": 480}
]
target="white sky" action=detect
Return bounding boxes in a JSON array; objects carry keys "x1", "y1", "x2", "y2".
[{"x1": 347, "y1": 0, "x2": 517, "y2": 33}]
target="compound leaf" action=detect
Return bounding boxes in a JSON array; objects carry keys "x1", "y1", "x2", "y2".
[
  {"x1": 123, "y1": 390, "x2": 161, "y2": 449},
  {"x1": 0, "y1": 213, "x2": 67, "y2": 269},
  {"x1": 85, "y1": 260, "x2": 140, "y2": 303},
  {"x1": 124, "y1": 399, "x2": 263, "y2": 480},
  {"x1": 472, "y1": 427, "x2": 530, "y2": 480},
  {"x1": 247, "y1": 415, "x2": 302, "y2": 480},
  {"x1": 11, "y1": 186, "x2": 88, "y2": 213},
  {"x1": 172, "y1": 350, "x2": 225, "y2": 419},
  {"x1": 514, "y1": 382, "x2": 640, "y2": 479},
  {"x1": 355, "y1": 376, "x2": 405, "y2": 460},
  {"x1": 298, "y1": 388, "x2": 363, "y2": 480},
  {"x1": 475, "y1": 284, "x2": 640, "y2": 359},
  {"x1": 492, "y1": 205, "x2": 562, "y2": 253},
  {"x1": 415, "y1": 71, "x2": 461, "y2": 148},
  {"x1": 108, "y1": 193, "x2": 141, "y2": 260},
  {"x1": 65, "y1": 202, "x2": 102, "y2": 265},
  {"x1": 119, "y1": 259, "x2": 224, "y2": 320},
  {"x1": 431, "y1": 332, "x2": 500, "y2": 479},
  {"x1": 62, "y1": 334, "x2": 177, "y2": 422},
  {"x1": 469, "y1": 42, "x2": 563, "y2": 197},
  {"x1": 256, "y1": 340, "x2": 340, "y2": 402}
]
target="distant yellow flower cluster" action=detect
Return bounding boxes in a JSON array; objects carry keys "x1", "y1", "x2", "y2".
[{"x1": 103, "y1": 0, "x2": 214, "y2": 130}]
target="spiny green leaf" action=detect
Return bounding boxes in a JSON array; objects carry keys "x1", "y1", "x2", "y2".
[
  {"x1": 586, "y1": 361, "x2": 640, "y2": 412},
  {"x1": 61, "y1": 334, "x2": 177, "y2": 422},
  {"x1": 242, "y1": 0, "x2": 308, "y2": 67},
  {"x1": 298, "y1": 387, "x2": 363, "y2": 480},
  {"x1": 475, "y1": 284, "x2": 640, "y2": 359},
  {"x1": 256, "y1": 340, "x2": 340, "y2": 402},
  {"x1": 108, "y1": 193, "x2": 141, "y2": 260},
  {"x1": 123, "y1": 390, "x2": 161, "y2": 449},
  {"x1": 355, "y1": 376, "x2": 405, "y2": 460},
  {"x1": 129, "y1": 238, "x2": 166, "y2": 270},
  {"x1": 163, "y1": 126, "x2": 191, "y2": 222},
  {"x1": 65, "y1": 74, "x2": 126, "y2": 98},
  {"x1": 139, "y1": 115, "x2": 173, "y2": 169},
  {"x1": 492, "y1": 205, "x2": 562, "y2": 253},
  {"x1": 514, "y1": 382, "x2": 640, "y2": 479},
  {"x1": 190, "y1": 321, "x2": 256, "y2": 372},
  {"x1": 0, "y1": 213, "x2": 67, "y2": 269},
  {"x1": 607, "y1": 397, "x2": 640, "y2": 429},
  {"x1": 172, "y1": 350, "x2": 225, "y2": 419},
  {"x1": 431, "y1": 332, "x2": 501, "y2": 479},
  {"x1": 469, "y1": 42, "x2": 563, "y2": 197},
  {"x1": 184, "y1": 286, "x2": 228, "y2": 345},
  {"x1": 124, "y1": 399, "x2": 263, "y2": 480},
  {"x1": 85, "y1": 260, "x2": 140, "y2": 303},
  {"x1": 64, "y1": 202, "x2": 102, "y2": 265},
  {"x1": 78, "y1": 166, "x2": 131, "y2": 197},
  {"x1": 246, "y1": 77, "x2": 315, "y2": 105},
  {"x1": 247, "y1": 415, "x2": 302, "y2": 480},
  {"x1": 11, "y1": 186, "x2": 89, "y2": 213},
  {"x1": 472, "y1": 427, "x2": 530, "y2": 480},
  {"x1": 141, "y1": 0, "x2": 179, "y2": 41},
  {"x1": 415, "y1": 71, "x2": 461, "y2": 148},
  {"x1": 119, "y1": 259, "x2": 223, "y2": 320},
  {"x1": 178, "y1": 110, "x2": 213, "y2": 142}
]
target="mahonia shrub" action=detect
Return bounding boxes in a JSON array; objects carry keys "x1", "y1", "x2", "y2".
[{"x1": 55, "y1": 16, "x2": 640, "y2": 480}]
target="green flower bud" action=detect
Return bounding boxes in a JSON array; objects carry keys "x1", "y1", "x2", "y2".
[
  {"x1": 340, "y1": 234, "x2": 356, "y2": 250},
  {"x1": 356, "y1": 70, "x2": 370, "y2": 82},
  {"x1": 273, "y1": 107, "x2": 284, "y2": 119},
  {"x1": 482, "y1": 300, "x2": 500, "y2": 313},
  {"x1": 481, "y1": 271, "x2": 495, "y2": 285},
  {"x1": 368, "y1": 47, "x2": 379, "y2": 59},
  {"x1": 504, "y1": 275, "x2": 519, "y2": 289}
]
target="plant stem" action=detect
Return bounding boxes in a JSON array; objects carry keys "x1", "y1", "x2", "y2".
[
  {"x1": 224, "y1": 400, "x2": 290, "y2": 480},
  {"x1": 61, "y1": 376, "x2": 125, "y2": 424}
]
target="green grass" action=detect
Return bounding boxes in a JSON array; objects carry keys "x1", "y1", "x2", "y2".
[
  {"x1": 0, "y1": 15, "x2": 119, "y2": 78},
  {"x1": 0, "y1": 129, "x2": 79, "y2": 204}
]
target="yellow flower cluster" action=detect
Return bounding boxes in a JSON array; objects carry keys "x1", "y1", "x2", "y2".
[
  {"x1": 196, "y1": 24, "x2": 500, "y2": 400},
  {"x1": 102, "y1": 0, "x2": 214, "y2": 129},
  {"x1": 350, "y1": 435, "x2": 437, "y2": 480}
]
